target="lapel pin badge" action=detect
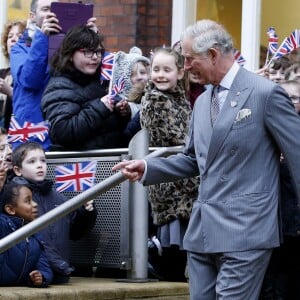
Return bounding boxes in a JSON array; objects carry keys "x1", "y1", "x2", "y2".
[{"x1": 230, "y1": 100, "x2": 237, "y2": 107}]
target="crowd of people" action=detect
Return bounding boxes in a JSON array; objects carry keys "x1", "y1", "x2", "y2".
[{"x1": 0, "y1": 0, "x2": 300, "y2": 299}]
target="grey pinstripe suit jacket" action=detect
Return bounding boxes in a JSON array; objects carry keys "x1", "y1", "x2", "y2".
[{"x1": 144, "y1": 66, "x2": 300, "y2": 253}]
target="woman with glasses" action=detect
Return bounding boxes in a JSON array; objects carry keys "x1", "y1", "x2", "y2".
[{"x1": 41, "y1": 25, "x2": 130, "y2": 151}]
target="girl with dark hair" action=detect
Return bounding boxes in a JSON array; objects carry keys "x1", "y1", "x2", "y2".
[
  {"x1": 0, "y1": 182, "x2": 53, "y2": 287},
  {"x1": 41, "y1": 25, "x2": 130, "y2": 151}
]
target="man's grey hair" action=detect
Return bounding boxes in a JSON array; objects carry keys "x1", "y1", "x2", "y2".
[{"x1": 181, "y1": 19, "x2": 233, "y2": 54}]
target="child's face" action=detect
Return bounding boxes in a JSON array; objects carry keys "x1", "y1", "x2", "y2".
[
  {"x1": 13, "y1": 149, "x2": 47, "y2": 182},
  {"x1": 131, "y1": 62, "x2": 149, "y2": 85},
  {"x1": 72, "y1": 46, "x2": 102, "y2": 75},
  {"x1": 10, "y1": 186, "x2": 38, "y2": 222},
  {"x1": 268, "y1": 67, "x2": 285, "y2": 83},
  {"x1": 287, "y1": 68, "x2": 300, "y2": 82},
  {"x1": 151, "y1": 52, "x2": 184, "y2": 91},
  {"x1": 283, "y1": 83, "x2": 300, "y2": 114}
]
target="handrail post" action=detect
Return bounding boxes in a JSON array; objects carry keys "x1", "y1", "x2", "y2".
[{"x1": 127, "y1": 129, "x2": 149, "y2": 281}]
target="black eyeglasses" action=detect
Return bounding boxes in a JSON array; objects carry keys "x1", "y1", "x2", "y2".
[
  {"x1": 290, "y1": 96, "x2": 300, "y2": 104},
  {"x1": 78, "y1": 48, "x2": 103, "y2": 58}
]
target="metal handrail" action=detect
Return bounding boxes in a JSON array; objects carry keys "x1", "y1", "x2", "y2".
[{"x1": 0, "y1": 129, "x2": 183, "y2": 280}]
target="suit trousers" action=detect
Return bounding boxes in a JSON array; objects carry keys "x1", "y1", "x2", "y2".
[{"x1": 187, "y1": 249, "x2": 272, "y2": 300}]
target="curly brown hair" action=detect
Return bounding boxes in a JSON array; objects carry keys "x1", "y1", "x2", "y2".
[{"x1": 1, "y1": 20, "x2": 26, "y2": 60}]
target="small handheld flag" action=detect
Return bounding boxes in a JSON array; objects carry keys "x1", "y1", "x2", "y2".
[
  {"x1": 100, "y1": 51, "x2": 115, "y2": 81},
  {"x1": 8, "y1": 116, "x2": 49, "y2": 143},
  {"x1": 233, "y1": 49, "x2": 246, "y2": 66},
  {"x1": 109, "y1": 76, "x2": 126, "y2": 102}
]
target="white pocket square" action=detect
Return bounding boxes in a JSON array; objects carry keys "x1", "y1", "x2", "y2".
[{"x1": 235, "y1": 108, "x2": 251, "y2": 122}]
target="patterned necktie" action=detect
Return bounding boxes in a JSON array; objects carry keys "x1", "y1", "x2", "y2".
[{"x1": 211, "y1": 85, "x2": 220, "y2": 126}]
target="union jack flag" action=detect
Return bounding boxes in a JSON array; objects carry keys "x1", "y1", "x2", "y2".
[
  {"x1": 109, "y1": 76, "x2": 126, "y2": 102},
  {"x1": 8, "y1": 116, "x2": 49, "y2": 143},
  {"x1": 55, "y1": 161, "x2": 97, "y2": 192},
  {"x1": 288, "y1": 29, "x2": 300, "y2": 50},
  {"x1": 267, "y1": 27, "x2": 278, "y2": 55},
  {"x1": 272, "y1": 37, "x2": 295, "y2": 60},
  {"x1": 233, "y1": 49, "x2": 246, "y2": 66},
  {"x1": 100, "y1": 51, "x2": 115, "y2": 80}
]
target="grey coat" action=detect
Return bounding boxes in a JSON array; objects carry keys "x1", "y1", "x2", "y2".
[{"x1": 143, "y1": 66, "x2": 300, "y2": 253}]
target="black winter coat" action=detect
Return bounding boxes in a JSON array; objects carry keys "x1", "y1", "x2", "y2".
[{"x1": 41, "y1": 70, "x2": 129, "y2": 151}]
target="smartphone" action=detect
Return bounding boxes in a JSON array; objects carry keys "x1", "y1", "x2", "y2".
[{"x1": 48, "y1": 2, "x2": 94, "y2": 62}]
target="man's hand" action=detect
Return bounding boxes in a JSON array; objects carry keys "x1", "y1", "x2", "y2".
[
  {"x1": 0, "y1": 79, "x2": 13, "y2": 97},
  {"x1": 112, "y1": 160, "x2": 145, "y2": 182},
  {"x1": 41, "y1": 12, "x2": 61, "y2": 35},
  {"x1": 29, "y1": 270, "x2": 43, "y2": 286},
  {"x1": 84, "y1": 200, "x2": 94, "y2": 211},
  {"x1": 86, "y1": 17, "x2": 98, "y2": 33}
]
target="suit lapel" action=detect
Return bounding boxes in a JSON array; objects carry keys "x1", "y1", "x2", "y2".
[{"x1": 203, "y1": 70, "x2": 253, "y2": 173}]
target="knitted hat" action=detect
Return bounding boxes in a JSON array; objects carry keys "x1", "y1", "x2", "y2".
[{"x1": 110, "y1": 47, "x2": 150, "y2": 101}]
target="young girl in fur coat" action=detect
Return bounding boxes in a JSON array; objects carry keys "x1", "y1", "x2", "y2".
[{"x1": 140, "y1": 47, "x2": 199, "y2": 281}]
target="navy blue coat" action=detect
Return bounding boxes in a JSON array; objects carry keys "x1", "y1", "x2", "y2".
[
  {"x1": 12, "y1": 177, "x2": 97, "y2": 283},
  {"x1": 0, "y1": 214, "x2": 53, "y2": 287}
]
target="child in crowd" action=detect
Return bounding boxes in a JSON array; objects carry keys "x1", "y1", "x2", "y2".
[
  {"x1": 281, "y1": 80, "x2": 300, "y2": 113},
  {"x1": 0, "y1": 182, "x2": 53, "y2": 287},
  {"x1": 11, "y1": 141, "x2": 97, "y2": 284},
  {"x1": 140, "y1": 47, "x2": 199, "y2": 281},
  {"x1": 256, "y1": 56, "x2": 292, "y2": 83},
  {"x1": 42, "y1": 25, "x2": 130, "y2": 151},
  {"x1": 284, "y1": 62, "x2": 300, "y2": 82},
  {"x1": 267, "y1": 56, "x2": 292, "y2": 83},
  {"x1": 109, "y1": 46, "x2": 150, "y2": 142}
]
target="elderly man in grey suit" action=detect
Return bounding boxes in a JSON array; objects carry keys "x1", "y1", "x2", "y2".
[{"x1": 113, "y1": 20, "x2": 300, "y2": 299}]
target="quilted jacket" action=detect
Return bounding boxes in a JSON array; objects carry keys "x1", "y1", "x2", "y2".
[{"x1": 0, "y1": 213, "x2": 53, "y2": 287}]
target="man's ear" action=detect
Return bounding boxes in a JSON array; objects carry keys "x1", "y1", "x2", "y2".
[
  {"x1": 13, "y1": 166, "x2": 22, "y2": 177},
  {"x1": 29, "y1": 11, "x2": 36, "y2": 23},
  {"x1": 177, "y1": 68, "x2": 185, "y2": 81},
  {"x1": 207, "y1": 48, "x2": 219, "y2": 65},
  {"x1": 4, "y1": 204, "x2": 16, "y2": 216}
]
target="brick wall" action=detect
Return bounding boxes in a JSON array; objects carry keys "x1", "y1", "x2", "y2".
[{"x1": 77, "y1": 0, "x2": 172, "y2": 55}]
